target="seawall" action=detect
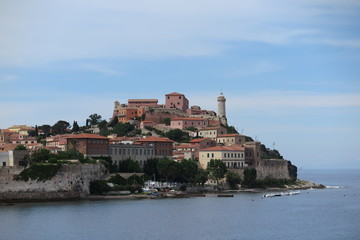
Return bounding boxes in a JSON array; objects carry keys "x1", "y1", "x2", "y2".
[
  {"x1": 232, "y1": 159, "x2": 297, "y2": 180},
  {"x1": 0, "y1": 163, "x2": 106, "y2": 202}
]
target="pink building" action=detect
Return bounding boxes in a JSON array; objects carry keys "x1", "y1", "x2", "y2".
[
  {"x1": 128, "y1": 99, "x2": 158, "y2": 108},
  {"x1": 170, "y1": 118, "x2": 209, "y2": 130},
  {"x1": 140, "y1": 121, "x2": 155, "y2": 129},
  {"x1": 165, "y1": 92, "x2": 189, "y2": 112}
]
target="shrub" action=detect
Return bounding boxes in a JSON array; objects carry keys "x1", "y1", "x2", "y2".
[
  {"x1": 48, "y1": 157, "x2": 58, "y2": 163},
  {"x1": 90, "y1": 180, "x2": 111, "y2": 195},
  {"x1": 14, "y1": 163, "x2": 62, "y2": 182}
]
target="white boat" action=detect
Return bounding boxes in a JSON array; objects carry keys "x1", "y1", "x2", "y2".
[{"x1": 263, "y1": 191, "x2": 300, "y2": 198}]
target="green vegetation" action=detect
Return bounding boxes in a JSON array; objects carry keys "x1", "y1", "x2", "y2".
[
  {"x1": 87, "y1": 113, "x2": 102, "y2": 126},
  {"x1": 243, "y1": 167, "x2": 257, "y2": 188},
  {"x1": 52, "y1": 120, "x2": 70, "y2": 134},
  {"x1": 100, "y1": 122, "x2": 135, "y2": 137},
  {"x1": 221, "y1": 124, "x2": 238, "y2": 134},
  {"x1": 255, "y1": 178, "x2": 296, "y2": 188},
  {"x1": 144, "y1": 126, "x2": 166, "y2": 136},
  {"x1": 14, "y1": 144, "x2": 27, "y2": 151},
  {"x1": 226, "y1": 171, "x2": 242, "y2": 189},
  {"x1": 163, "y1": 117, "x2": 171, "y2": 126},
  {"x1": 90, "y1": 174, "x2": 144, "y2": 195},
  {"x1": 72, "y1": 121, "x2": 80, "y2": 132},
  {"x1": 207, "y1": 159, "x2": 227, "y2": 187},
  {"x1": 166, "y1": 129, "x2": 189, "y2": 143},
  {"x1": 260, "y1": 144, "x2": 283, "y2": 159},
  {"x1": 118, "y1": 158, "x2": 141, "y2": 173},
  {"x1": 14, "y1": 163, "x2": 62, "y2": 182},
  {"x1": 185, "y1": 126, "x2": 197, "y2": 132}
]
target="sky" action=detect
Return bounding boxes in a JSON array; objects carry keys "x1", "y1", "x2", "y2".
[{"x1": 1, "y1": 0, "x2": 359, "y2": 169}]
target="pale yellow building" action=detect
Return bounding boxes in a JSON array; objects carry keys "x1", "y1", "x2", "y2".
[
  {"x1": 199, "y1": 145, "x2": 247, "y2": 169},
  {"x1": 216, "y1": 134, "x2": 246, "y2": 146},
  {"x1": 198, "y1": 126, "x2": 227, "y2": 139}
]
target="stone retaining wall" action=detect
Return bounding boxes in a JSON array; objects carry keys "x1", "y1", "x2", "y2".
[{"x1": 0, "y1": 163, "x2": 106, "y2": 202}]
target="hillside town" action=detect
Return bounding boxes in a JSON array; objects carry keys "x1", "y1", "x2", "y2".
[{"x1": 0, "y1": 92, "x2": 287, "y2": 174}]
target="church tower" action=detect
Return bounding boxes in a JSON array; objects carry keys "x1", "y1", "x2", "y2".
[{"x1": 217, "y1": 93, "x2": 227, "y2": 125}]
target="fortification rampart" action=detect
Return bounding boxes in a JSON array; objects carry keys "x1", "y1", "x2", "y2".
[
  {"x1": 0, "y1": 163, "x2": 106, "y2": 202},
  {"x1": 231, "y1": 159, "x2": 296, "y2": 180}
]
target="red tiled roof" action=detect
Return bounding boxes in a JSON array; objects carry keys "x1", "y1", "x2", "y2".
[
  {"x1": 173, "y1": 144, "x2": 195, "y2": 149},
  {"x1": 199, "y1": 146, "x2": 245, "y2": 151},
  {"x1": 199, "y1": 127, "x2": 224, "y2": 131},
  {"x1": 217, "y1": 134, "x2": 245, "y2": 137},
  {"x1": 166, "y1": 92, "x2": 184, "y2": 96},
  {"x1": 172, "y1": 118, "x2": 206, "y2": 121},
  {"x1": 190, "y1": 138, "x2": 211, "y2": 143},
  {"x1": 136, "y1": 137, "x2": 174, "y2": 143},
  {"x1": 65, "y1": 133, "x2": 109, "y2": 140},
  {"x1": 128, "y1": 99, "x2": 158, "y2": 102}
]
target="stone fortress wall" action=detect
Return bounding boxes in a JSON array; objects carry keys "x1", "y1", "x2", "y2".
[{"x1": 0, "y1": 163, "x2": 106, "y2": 202}]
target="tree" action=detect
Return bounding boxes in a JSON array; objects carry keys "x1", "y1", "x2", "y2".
[
  {"x1": 226, "y1": 171, "x2": 242, "y2": 189},
  {"x1": 207, "y1": 159, "x2": 227, "y2": 187},
  {"x1": 108, "y1": 117, "x2": 119, "y2": 127},
  {"x1": 163, "y1": 118, "x2": 171, "y2": 126},
  {"x1": 14, "y1": 144, "x2": 27, "y2": 151},
  {"x1": 87, "y1": 113, "x2": 102, "y2": 125},
  {"x1": 72, "y1": 121, "x2": 80, "y2": 132},
  {"x1": 52, "y1": 120, "x2": 70, "y2": 135},
  {"x1": 180, "y1": 159, "x2": 198, "y2": 184},
  {"x1": 144, "y1": 158, "x2": 160, "y2": 179},
  {"x1": 156, "y1": 158, "x2": 180, "y2": 182},
  {"x1": 243, "y1": 167, "x2": 257, "y2": 188},
  {"x1": 35, "y1": 125, "x2": 39, "y2": 136},
  {"x1": 118, "y1": 158, "x2": 141, "y2": 173},
  {"x1": 166, "y1": 129, "x2": 189, "y2": 143},
  {"x1": 111, "y1": 122, "x2": 135, "y2": 136},
  {"x1": 38, "y1": 124, "x2": 51, "y2": 136},
  {"x1": 98, "y1": 120, "x2": 108, "y2": 130},
  {"x1": 31, "y1": 148, "x2": 52, "y2": 163},
  {"x1": 195, "y1": 168, "x2": 209, "y2": 186}
]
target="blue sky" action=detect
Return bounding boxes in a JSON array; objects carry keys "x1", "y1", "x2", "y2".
[{"x1": 1, "y1": 0, "x2": 359, "y2": 169}]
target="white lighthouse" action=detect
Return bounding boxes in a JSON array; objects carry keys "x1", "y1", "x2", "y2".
[{"x1": 217, "y1": 92, "x2": 226, "y2": 118}]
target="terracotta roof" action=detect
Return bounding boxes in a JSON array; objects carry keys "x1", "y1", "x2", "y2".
[
  {"x1": 172, "y1": 118, "x2": 206, "y2": 121},
  {"x1": 65, "y1": 133, "x2": 109, "y2": 140},
  {"x1": 199, "y1": 127, "x2": 225, "y2": 131},
  {"x1": 190, "y1": 138, "x2": 211, "y2": 143},
  {"x1": 199, "y1": 146, "x2": 245, "y2": 152},
  {"x1": 136, "y1": 137, "x2": 174, "y2": 143},
  {"x1": 128, "y1": 99, "x2": 158, "y2": 102},
  {"x1": 173, "y1": 144, "x2": 195, "y2": 149},
  {"x1": 217, "y1": 134, "x2": 245, "y2": 137},
  {"x1": 166, "y1": 92, "x2": 184, "y2": 96}
]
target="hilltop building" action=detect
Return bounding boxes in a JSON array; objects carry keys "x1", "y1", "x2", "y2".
[{"x1": 65, "y1": 133, "x2": 109, "y2": 157}]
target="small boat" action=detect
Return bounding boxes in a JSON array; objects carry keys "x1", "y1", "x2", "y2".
[{"x1": 263, "y1": 191, "x2": 300, "y2": 198}]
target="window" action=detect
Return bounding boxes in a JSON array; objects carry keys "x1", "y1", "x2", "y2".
[
  {"x1": 211, "y1": 153, "x2": 214, "y2": 158},
  {"x1": 207, "y1": 153, "x2": 210, "y2": 158},
  {"x1": 179, "y1": 96, "x2": 181, "y2": 99}
]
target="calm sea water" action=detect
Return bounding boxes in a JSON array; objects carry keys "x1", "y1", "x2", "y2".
[{"x1": 0, "y1": 169, "x2": 359, "y2": 240}]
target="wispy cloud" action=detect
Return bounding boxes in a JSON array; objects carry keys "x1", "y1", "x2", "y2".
[
  {"x1": 0, "y1": 0, "x2": 359, "y2": 66},
  {"x1": 227, "y1": 62, "x2": 282, "y2": 77},
  {"x1": 0, "y1": 74, "x2": 17, "y2": 82},
  {"x1": 76, "y1": 63, "x2": 124, "y2": 76}
]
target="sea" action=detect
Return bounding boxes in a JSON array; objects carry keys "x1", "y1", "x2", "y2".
[{"x1": 0, "y1": 169, "x2": 359, "y2": 240}]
